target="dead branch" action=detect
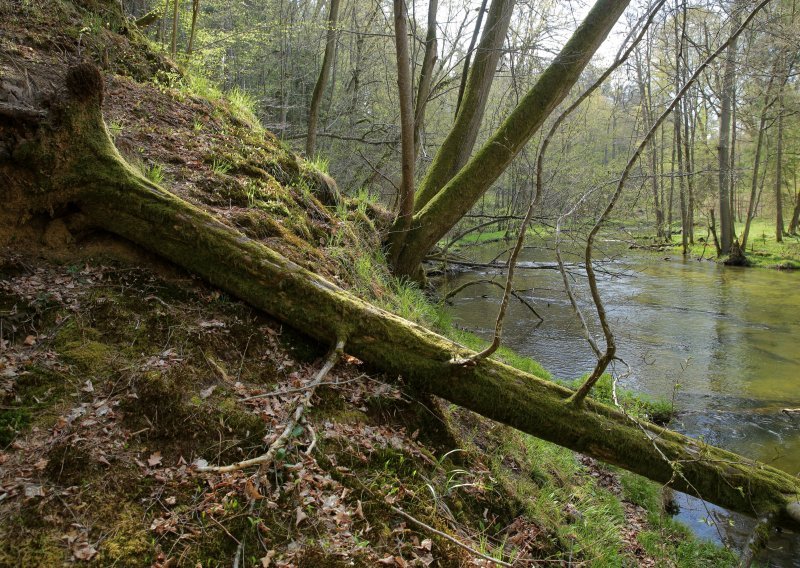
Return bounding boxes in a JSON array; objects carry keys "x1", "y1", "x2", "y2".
[
  {"x1": 196, "y1": 338, "x2": 345, "y2": 473},
  {"x1": 390, "y1": 506, "x2": 512, "y2": 567}
]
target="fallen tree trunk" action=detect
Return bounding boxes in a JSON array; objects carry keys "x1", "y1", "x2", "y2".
[{"x1": 6, "y1": 64, "x2": 800, "y2": 530}]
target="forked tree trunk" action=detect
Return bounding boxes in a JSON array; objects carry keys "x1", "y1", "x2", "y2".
[
  {"x1": 4, "y1": 63, "x2": 800, "y2": 532},
  {"x1": 391, "y1": 0, "x2": 631, "y2": 279}
]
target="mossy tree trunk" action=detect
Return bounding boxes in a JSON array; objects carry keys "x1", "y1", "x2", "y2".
[
  {"x1": 390, "y1": 0, "x2": 631, "y2": 279},
  {"x1": 413, "y1": 0, "x2": 513, "y2": 213},
  {"x1": 5, "y1": 63, "x2": 800, "y2": 531}
]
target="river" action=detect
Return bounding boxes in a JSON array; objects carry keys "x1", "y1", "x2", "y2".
[{"x1": 438, "y1": 240, "x2": 800, "y2": 566}]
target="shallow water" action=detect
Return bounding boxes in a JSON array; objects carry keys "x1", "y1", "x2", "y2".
[{"x1": 440, "y1": 242, "x2": 800, "y2": 566}]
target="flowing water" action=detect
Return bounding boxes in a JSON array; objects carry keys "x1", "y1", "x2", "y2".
[{"x1": 439, "y1": 240, "x2": 800, "y2": 566}]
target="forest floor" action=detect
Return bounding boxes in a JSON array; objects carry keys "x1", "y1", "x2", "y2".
[{"x1": 1, "y1": 0, "x2": 741, "y2": 565}]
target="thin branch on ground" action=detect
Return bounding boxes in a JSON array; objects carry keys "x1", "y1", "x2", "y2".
[
  {"x1": 240, "y1": 374, "x2": 367, "y2": 401},
  {"x1": 196, "y1": 337, "x2": 346, "y2": 473},
  {"x1": 390, "y1": 506, "x2": 513, "y2": 567}
]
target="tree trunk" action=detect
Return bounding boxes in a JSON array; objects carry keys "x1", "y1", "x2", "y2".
[
  {"x1": 741, "y1": 83, "x2": 773, "y2": 249},
  {"x1": 392, "y1": 0, "x2": 631, "y2": 279},
  {"x1": 717, "y1": 2, "x2": 739, "y2": 254},
  {"x1": 388, "y1": 0, "x2": 416, "y2": 267},
  {"x1": 775, "y1": 91, "x2": 785, "y2": 242},
  {"x1": 413, "y1": 0, "x2": 438, "y2": 158},
  {"x1": 170, "y1": 0, "x2": 180, "y2": 59},
  {"x1": 788, "y1": 182, "x2": 800, "y2": 235},
  {"x1": 187, "y1": 0, "x2": 200, "y2": 56},
  {"x1": 634, "y1": 47, "x2": 664, "y2": 240},
  {"x1": 5, "y1": 63, "x2": 800, "y2": 532},
  {"x1": 673, "y1": 1, "x2": 688, "y2": 255},
  {"x1": 413, "y1": 0, "x2": 514, "y2": 212},
  {"x1": 306, "y1": 0, "x2": 340, "y2": 157},
  {"x1": 454, "y1": 0, "x2": 489, "y2": 118}
]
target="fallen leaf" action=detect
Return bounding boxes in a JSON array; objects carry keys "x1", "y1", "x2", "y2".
[
  {"x1": 377, "y1": 556, "x2": 396, "y2": 565},
  {"x1": 147, "y1": 452, "x2": 163, "y2": 467},
  {"x1": 199, "y1": 385, "x2": 216, "y2": 399},
  {"x1": 259, "y1": 550, "x2": 276, "y2": 567},
  {"x1": 81, "y1": 380, "x2": 94, "y2": 393},
  {"x1": 72, "y1": 543, "x2": 97, "y2": 561},
  {"x1": 24, "y1": 335, "x2": 37, "y2": 346},
  {"x1": 24, "y1": 484, "x2": 45, "y2": 498},
  {"x1": 295, "y1": 506, "x2": 307, "y2": 526},
  {"x1": 165, "y1": 496, "x2": 177, "y2": 506},
  {"x1": 245, "y1": 479, "x2": 264, "y2": 501}
]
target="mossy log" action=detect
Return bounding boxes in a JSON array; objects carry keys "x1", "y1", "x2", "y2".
[{"x1": 4, "y1": 64, "x2": 800, "y2": 530}]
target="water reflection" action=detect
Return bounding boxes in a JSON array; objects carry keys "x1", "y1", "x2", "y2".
[{"x1": 440, "y1": 243, "x2": 800, "y2": 566}]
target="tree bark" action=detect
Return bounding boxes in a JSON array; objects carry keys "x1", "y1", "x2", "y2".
[
  {"x1": 413, "y1": 0, "x2": 514, "y2": 212},
  {"x1": 673, "y1": 0, "x2": 688, "y2": 255},
  {"x1": 388, "y1": 0, "x2": 416, "y2": 267},
  {"x1": 775, "y1": 89, "x2": 785, "y2": 242},
  {"x1": 5, "y1": 62, "x2": 800, "y2": 532},
  {"x1": 454, "y1": 0, "x2": 489, "y2": 118},
  {"x1": 306, "y1": 0, "x2": 341, "y2": 157},
  {"x1": 717, "y1": 1, "x2": 739, "y2": 254},
  {"x1": 392, "y1": 0, "x2": 631, "y2": 279},
  {"x1": 187, "y1": 0, "x2": 200, "y2": 56},
  {"x1": 634, "y1": 46, "x2": 664, "y2": 240},
  {"x1": 741, "y1": 81, "x2": 774, "y2": 250},
  {"x1": 413, "y1": 0, "x2": 438, "y2": 158},
  {"x1": 170, "y1": 0, "x2": 180, "y2": 59}
]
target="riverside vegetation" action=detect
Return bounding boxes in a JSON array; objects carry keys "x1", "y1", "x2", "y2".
[{"x1": 0, "y1": 0, "x2": 792, "y2": 565}]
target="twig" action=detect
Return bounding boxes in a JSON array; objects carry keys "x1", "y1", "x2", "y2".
[
  {"x1": 390, "y1": 506, "x2": 512, "y2": 567},
  {"x1": 240, "y1": 374, "x2": 366, "y2": 401},
  {"x1": 303, "y1": 419, "x2": 317, "y2": 456},
  {"x1": 570, "y1": 0, "x2": 772, "y2": 406},
  {"x1": 205, "y1": 355, "x2": 232, "y2": 382},
  {"x1": 197, "y1": 337, "x2": 346, "y2": 473}
]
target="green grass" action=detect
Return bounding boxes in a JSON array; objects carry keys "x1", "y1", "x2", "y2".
[
  {"x1": 565, "y1": 373, "x2": 675, "y2": 424},
  {"x1": 226, "y1": 86, "x2": 263, "y2": 132},
  {"x1": 619, "y1": 472, "x2": 738, "y2": 567},
  {"x1": 732, "y1": 219, "x2": 800, "y2": 268},
  {"x1": 306, "y1": 154, "x2": 330, "y2": 175},
  {"x1": 633, "y1": 218, "x2": 800, "y2": 269},
  {"x1": 143, "y1": 162, "x2": 165, "y2": 184},
  {"x1": 211, "y1": 159, "x2": 232, "y2": 175}
]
